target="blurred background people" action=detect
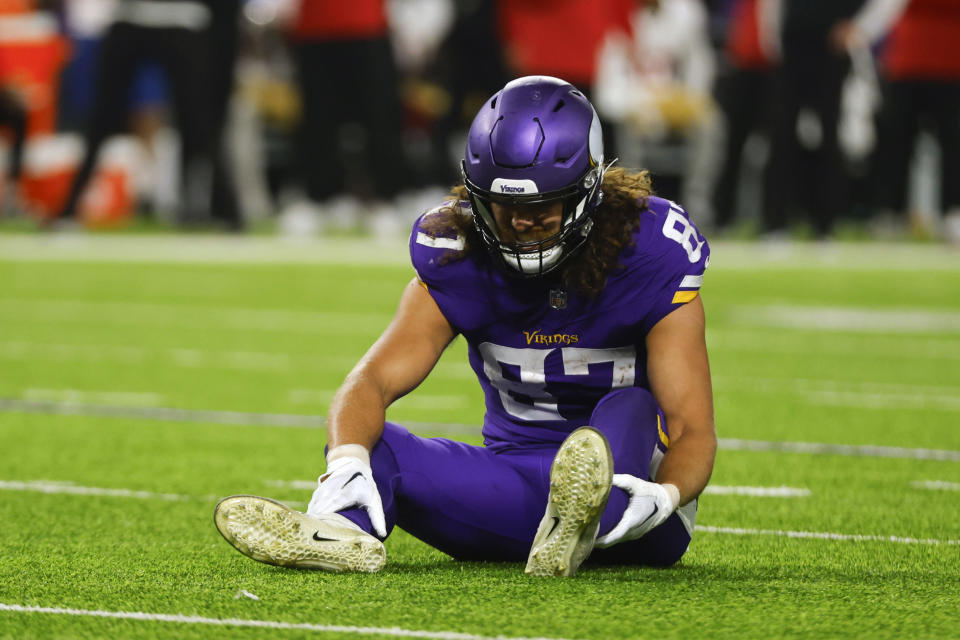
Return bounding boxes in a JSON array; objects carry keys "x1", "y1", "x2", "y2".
[
  {"x1": 762, "y1": 0, "x2": 867, "y2": 238},
  {"x1": 0, "y1": 0, "x2": 955, "y2": 245},
  {"x1": 709, "y1": 0, "x2": 777, "y2": 232},
  {"x1": 0, "y1": 86, "x2": 27, "y2": 210},
  {"x1": 279, "y1": 0, "x2": 409, "y2": 236},
  {"x1": 594, "y1": 0, "x2": 720, "y2": 226},
  {"x1": 499, "y1": 0, "x2": 634, "y2": 160},
  {"x1": 411, "y1": 0, "x2": 507, "y2": 188},
  {"x1": 56, "y1": 0, "x2": 243, "y2": 230},
  {"x1": 834, "y1": 0, "x2": 960, "y2": 242}
]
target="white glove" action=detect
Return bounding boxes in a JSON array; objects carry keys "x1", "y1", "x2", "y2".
[
  {"x1": 306, "y1": 455, "x2": 387, "y2": 538},
  {"x1": 594, "y1": 476, "x2": 680, "y2": 548}
]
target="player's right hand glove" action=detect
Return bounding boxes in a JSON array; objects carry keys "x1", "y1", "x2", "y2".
[{"x1": 306, "y1": 454, "x2": 387, "y2": 538}]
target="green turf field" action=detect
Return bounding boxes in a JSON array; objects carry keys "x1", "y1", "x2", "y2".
[{"x1": 1, "y1": 235, "x2": 958, "y2": 639}]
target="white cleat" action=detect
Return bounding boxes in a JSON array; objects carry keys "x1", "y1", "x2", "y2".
[
  {"x1": 525, "y1": 427, "x2": 613, "y2": 577},
  {"x1": 214, "y1": 495, "x2": 386, "y2": 573}
]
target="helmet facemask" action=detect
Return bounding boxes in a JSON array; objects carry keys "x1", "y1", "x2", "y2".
[{"x1": 463, "y1": 160, "x2": 611, "y2": 278}]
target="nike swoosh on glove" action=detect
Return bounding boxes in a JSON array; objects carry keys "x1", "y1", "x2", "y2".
[
  {"x1": 306, "y1": 456, "x2": 387, "y2": 538},
  {"x1": 594, "y1": 475, "x2": 680, "y2": 548}
]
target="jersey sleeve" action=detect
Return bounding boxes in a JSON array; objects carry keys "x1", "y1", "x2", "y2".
[
  {"x1": 408, "y1": 205, "x2": 473, "y2": 334},
  {"x1": 632, "y1": 197, "x2": 711, "y2": 334}
]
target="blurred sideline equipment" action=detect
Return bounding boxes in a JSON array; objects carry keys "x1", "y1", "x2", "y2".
[{"x1": 0, "y1": 4, "x2": 137, "y2": 225}]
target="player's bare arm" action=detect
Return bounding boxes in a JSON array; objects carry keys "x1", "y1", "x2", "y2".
[
  {"x1": 327, "y1": 277, "x2": 456, "y2": 451},
  {"x1": 644, "y1": 295, "x2": 717, "y2": 505},
  {"x1": 595, "y1": 296, "x2": 715, "y2": 548}
]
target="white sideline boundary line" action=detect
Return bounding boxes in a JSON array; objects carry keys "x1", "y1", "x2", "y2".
[
  {"x1": 0, "y1": 603, "x2": 570, "y2": 640},
  {"x1": 696, "y1": 525, "x2": 960, "y2": 546},
  {"x1": 2, "y1": 397, "x2": 960, "y2": 460},
  {"x1": 703, "y1": 486, "x2": 810, "y2": 497}
]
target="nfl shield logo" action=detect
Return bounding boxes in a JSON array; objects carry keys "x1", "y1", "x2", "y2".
[{"x1": 549, "y1": 288, "x2": 567, "y2": 310}]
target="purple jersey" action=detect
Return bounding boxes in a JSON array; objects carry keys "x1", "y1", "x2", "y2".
[{"x1": 409, "y1": 196, "x2": 710, "y2": 451}]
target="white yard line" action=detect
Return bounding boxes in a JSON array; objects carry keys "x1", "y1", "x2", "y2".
[
  {"x1": 703, "y1": 486, "x2": 810, "y2": 497},
  {"x1": 268, "y1": 480, "x2": 318, "y2": 491},
  {"x1": 732, "y1": 305, "x2": 960, "y2": 334},
  {"x1": 288, "y1": 389, "x2": 471, "y2": 411},
  {"x1": 713, "y1": 375, "x2": 960, "y2": 397},
  {"x1": 717, "y1": 438, "x2": 960, "y2": 461},
  {"x1": 2, "y1": 481, "x2": 956, "y2": 548},
  {"x1": 0, "y1": 298, "x2": 393, "y2": 335},
  {"x1": 0, "y1": 340, "x2": 477, "y2": 378},
  {"x1": 911, "y1": 480, "x2": 960, "y2": 492},
  {"x1": 0, "y1": 397, "x2": 329, "y2": 428},
  {"x1": 0, "y1": 481, "x2": 190, "y2": 501},
  {"x1": 803, "y1": 390, "x2": 960, "y2": 412},
  {"x1": 696, "y1": 525, "x2": 959, "y2": 546},
  {"x1": 713, "y1": 376, "x2": 960, "y2": 411},
  {"x1": 272, "y1": 481, "x2": 814, "y2": 498},
  {"x1": 0, "y1": 235, "x2": 413, "y2": 265},
  {"x1": 0, "y1": 479, "x2": 808, "y2": 503},
  {"x1": 706, "y1": 330, "x2": 960, "y2": 361},
  {"x1": 712, "y1": 376, "x2": 960, "y2": 412},
  {"x1": 22, "y1": 389, "x2": 163, "y2": 407},
  {"x1": 0, "y1": 603, "x2": 570, "y2": 640}
]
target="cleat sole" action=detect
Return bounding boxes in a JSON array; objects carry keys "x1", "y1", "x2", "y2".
[
  {"x1": 214, "y1": 495, "x2": 385, "y2": 573},
  {"x1": 525, "y1": 427, "x2": 613, "y2": 577}
]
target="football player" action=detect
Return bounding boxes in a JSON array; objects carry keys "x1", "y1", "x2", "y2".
[{"x1": 215, "y1": 76, "x2": 716, "y2": 576}]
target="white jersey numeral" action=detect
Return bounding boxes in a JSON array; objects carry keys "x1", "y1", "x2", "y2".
[
  {"x1": 478, "y1": 343, "x2": 559, "y2": 421},
  {"x1": 479, "y1": 343, "x2": 637, "y2": 421},
  {"x1": 662, "y1": 202, "x2": 705, "y2": 263}
]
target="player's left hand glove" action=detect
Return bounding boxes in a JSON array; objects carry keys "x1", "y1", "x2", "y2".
[
  {"x1": 306, "y1": 454, "x2": 387, "y2": 539},
  {"x1": 594, "y1": 476, "x2": 680, "y2": 548}
]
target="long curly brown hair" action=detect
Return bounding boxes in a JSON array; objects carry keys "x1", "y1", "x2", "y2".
[{"x1": 419, "y1": 167, "x2": 653, "y2": 296}]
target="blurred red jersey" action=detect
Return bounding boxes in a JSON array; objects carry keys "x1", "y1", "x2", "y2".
[
  {"x1": 726, "y1": 0, "x2": 773, "y2": 70},
  {"x1": 882, "y1": 0, "x2": 960, "y2": 80},
  {"x1": 291, "y1": 0, "x2": 389, "y2": 41},
  {"x1": 498, "y1": 0, "x2": 634, "y2": 88}
]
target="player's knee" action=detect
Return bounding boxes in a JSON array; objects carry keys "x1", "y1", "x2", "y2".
[{"x1": 590, "y1": 387, "x2": 659, "y2": 430}]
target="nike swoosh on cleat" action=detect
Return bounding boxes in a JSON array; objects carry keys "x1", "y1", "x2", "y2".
[
  {"x1": 340, "y1": 472, "x2": 364, "y2": 490},
  {"x1": 546, "y1": 516, "x2": 560, "y2": 537},
  {"x1": 312, "y1": 531, "x2": 337, "y2": 542}
]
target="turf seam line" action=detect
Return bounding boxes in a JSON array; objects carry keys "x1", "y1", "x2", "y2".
[
  {"x1": 0, "y1": 604, "x2": 574, "y2": 640},
  {"x1": 1, "y1": 236, "x2": 958, "y2": 269},
  {"x1": 702, "y1": 486, "x2": 811, "y2": 497},
  {"x1": 3, "y1": 397, "x2": 960, "y2": 459},
  {"x1": 717, "y1": 438, "x2": 960, "y2": 461},
  {"x1": 911, "y1": 480, "x2": 960, "y2": 491},
  {"x1": 696, "y1": 526, "x2": 960, "y2": 545}
]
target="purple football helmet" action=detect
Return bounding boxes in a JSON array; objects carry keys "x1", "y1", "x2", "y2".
[{"x1": 462, "y1": 76, "x2": 611, "y2": 277}]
